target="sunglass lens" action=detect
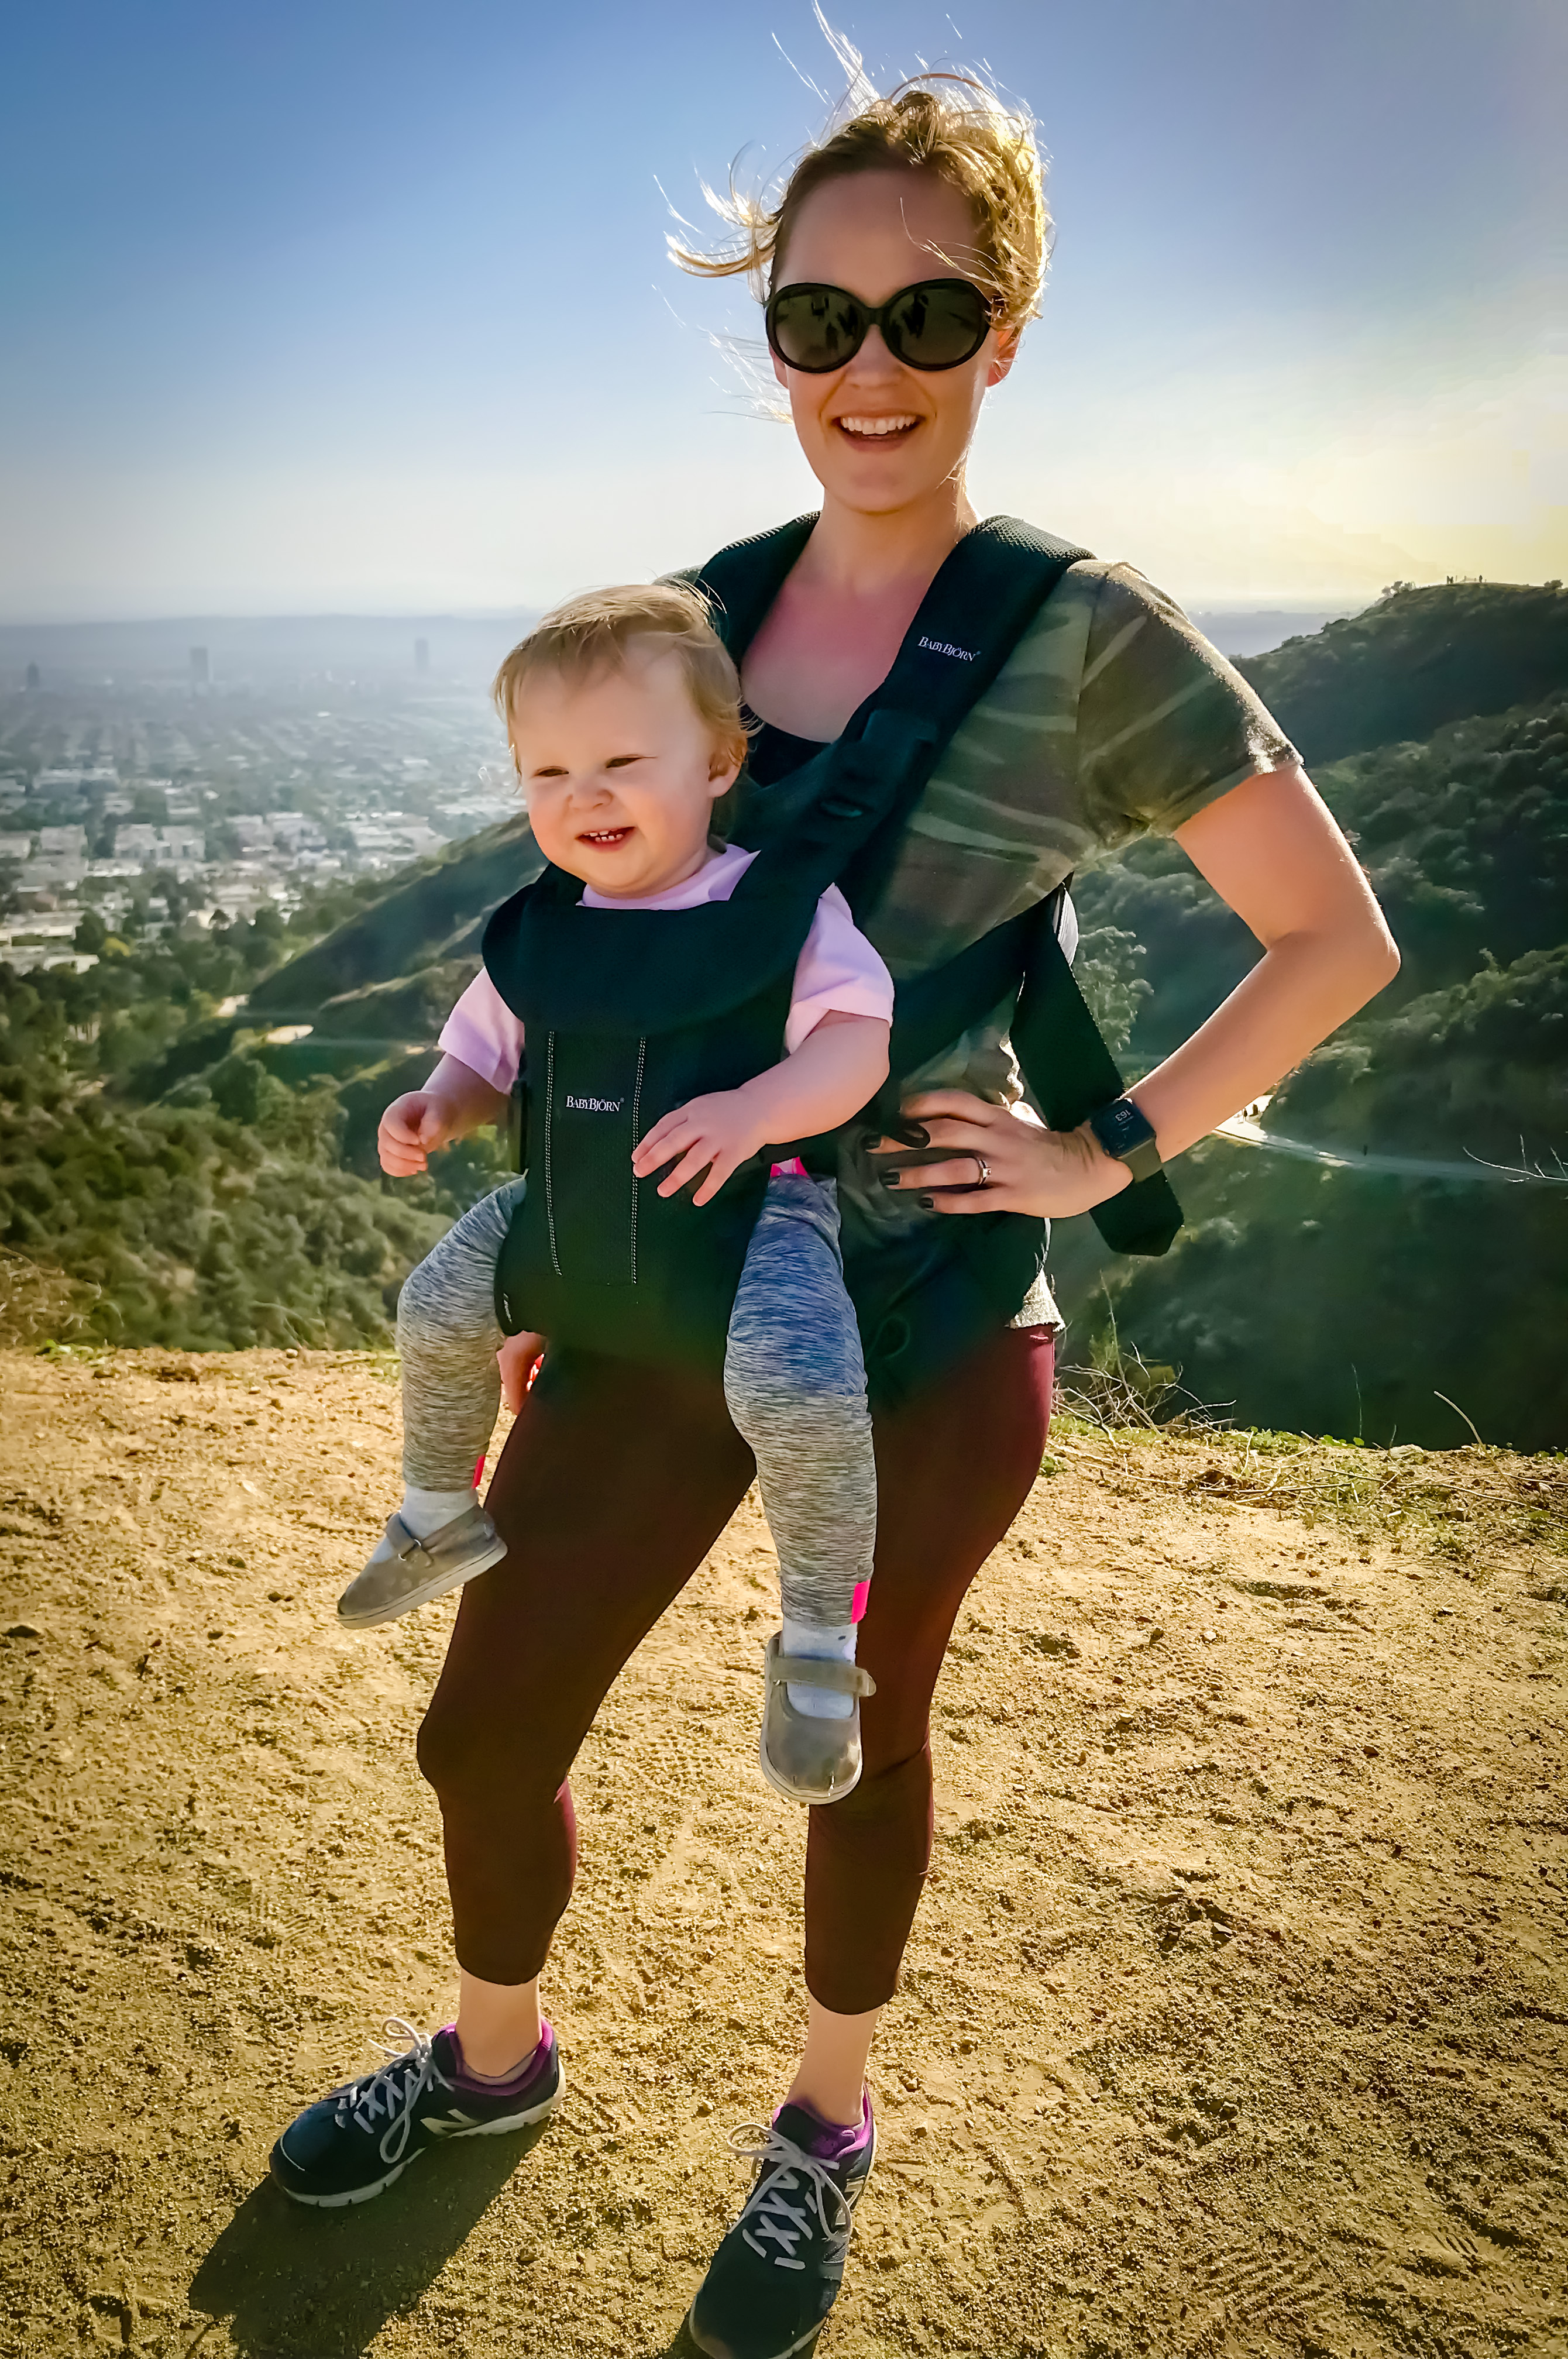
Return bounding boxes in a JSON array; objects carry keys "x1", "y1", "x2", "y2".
[
  {"x1": 885, "y1": 281, "x2": 992, "y2": 368},
  {"x1": 769, "y1": 286, "x2": 866, "y2": 372}
]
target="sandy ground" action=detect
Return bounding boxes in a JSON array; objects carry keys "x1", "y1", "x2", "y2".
[{"x1": 1, "y1": 1346, "x2": 1564, "y2": 2359}]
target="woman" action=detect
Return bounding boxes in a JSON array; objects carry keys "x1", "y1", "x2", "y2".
[{"x1": 269, "y1": 74, "x2": 1397, "y2": 2359}]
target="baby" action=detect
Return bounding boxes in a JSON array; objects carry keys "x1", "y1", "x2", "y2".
[{"x1": 335, "y1": 583, "x2": 895, "y2": 1804}]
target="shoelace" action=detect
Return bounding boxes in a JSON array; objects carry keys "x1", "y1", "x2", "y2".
[
  {"x1": 332, "y1": 2018, "x2": 453, "y2": 2165},
  {"x1": 727, "y1": 2122, "x2": 857, "y2": 2274}
]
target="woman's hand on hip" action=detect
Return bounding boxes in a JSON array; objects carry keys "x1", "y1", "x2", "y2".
[{"x1": 871, "y1": 1089, "x2": 1132, "y2": 1219}]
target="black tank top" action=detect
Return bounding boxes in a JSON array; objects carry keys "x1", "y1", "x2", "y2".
[{"x1": 744, "y1": 712, "x2": 828, "y2": 789}]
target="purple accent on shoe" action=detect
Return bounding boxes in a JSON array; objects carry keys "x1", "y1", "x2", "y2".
[
  {"x1": 775, "y1": 2088, "x2": 872, "y2": 2162},
  {"x1": 438, "y1": 2020, "x2": 553, "y2": 2100}
]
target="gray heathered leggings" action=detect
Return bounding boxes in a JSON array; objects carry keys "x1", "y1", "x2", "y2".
[{"x1": 395, "y1": 1170, "x2": 875, "y2": 1630}]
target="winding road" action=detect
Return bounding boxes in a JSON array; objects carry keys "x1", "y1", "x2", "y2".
[{"x1": 1212, "y1": 1115, "x2": 1566, "y2": 1188}]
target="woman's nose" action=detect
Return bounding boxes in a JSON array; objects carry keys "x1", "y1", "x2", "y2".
[{"x1": 842, "y1": 324, "x2": 901, "y2": 378}]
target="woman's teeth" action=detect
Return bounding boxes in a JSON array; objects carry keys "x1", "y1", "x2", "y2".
[{"x1": 837, "y1": 415, "x2": 919, "y2": 439}]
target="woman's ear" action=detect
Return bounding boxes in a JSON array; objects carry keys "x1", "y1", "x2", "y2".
[{"x1": 986, "y1": 326, "x2": 1021, "y2": 389}]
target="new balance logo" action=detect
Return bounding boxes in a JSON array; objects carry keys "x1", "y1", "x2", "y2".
[
  {"x1": 424, "y1": 2110, "x2": 480, "y2": 2136},
  {"x1": 918, "y1": 635, "x2": 976, "y2": 661},
  {"x1": 565, "y1": 1094, "x2": 623, "y2": 1113}
]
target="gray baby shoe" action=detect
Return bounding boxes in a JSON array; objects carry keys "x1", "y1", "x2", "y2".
[
  {"x1": 758, "y1": 1631, "x2": 877, "y2": 1806},
  {"x1": 336, "y1": 1505, "x2": 508, "y2": 1629}
]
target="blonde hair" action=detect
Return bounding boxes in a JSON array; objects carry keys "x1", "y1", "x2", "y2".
[
  {"x1": 492, "y1": 582, "x2": 748, "y2": 772},
  {"x1": 670, "y1": 70, "x2": 1050, "y2": 331}
]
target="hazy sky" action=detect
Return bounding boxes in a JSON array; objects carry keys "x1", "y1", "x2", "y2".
[{"x1": 4, "y1": 0, "x2": 1563, "y2": 621}]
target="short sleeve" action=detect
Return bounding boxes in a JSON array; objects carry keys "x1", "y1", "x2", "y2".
[
  {"x1": 438, "y1": 970, "x2": 525, "y2": 1095},
  {"x1": 784, "y1": 884, "x2": 895, "y2": 1054},
  {"x1": 1076, "y1": 563, "x2": 1301, "y2": 842}
]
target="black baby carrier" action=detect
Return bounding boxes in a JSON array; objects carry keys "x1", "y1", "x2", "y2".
[{"x1": 485, "y1": 515, "x2": 1181, "y2": 1405}]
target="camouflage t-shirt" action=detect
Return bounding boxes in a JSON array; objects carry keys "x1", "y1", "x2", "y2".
[{"x1": 768, "y1": 557, "x2": 1301, "y2": 1326}]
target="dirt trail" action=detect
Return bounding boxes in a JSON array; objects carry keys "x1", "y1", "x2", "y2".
[{"x1": 1, "y1": 1348, "x2": 1564, "y2": 2359}]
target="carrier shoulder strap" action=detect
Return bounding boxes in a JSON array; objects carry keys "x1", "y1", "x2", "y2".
[
  {"x1": 694, "y1": 515, "x2": 1181, "y2": 1259},
  {"x1": 696, "y1": 514, "x2": 1092, "y2": 919}
]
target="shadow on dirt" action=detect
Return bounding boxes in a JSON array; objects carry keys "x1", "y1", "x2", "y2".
[
  {"x1": 187, "y1": 2123, "x2": 551, "y2": 2357},
  {"x1": 638, "y1": 2327, "x2": 702, "y2": 2359}
]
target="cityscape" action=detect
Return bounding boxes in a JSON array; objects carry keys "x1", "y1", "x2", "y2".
[{"x1": 0, "y1": 635, "x2": 518, "y2": 972}]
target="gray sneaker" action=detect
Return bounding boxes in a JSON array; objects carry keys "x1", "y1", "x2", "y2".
[
  {"x1": 758, "y1": 1632, "x2": 876, "y2": 1807},
  {"x1": 336, "y1": 1505, "x2": 507, "y2": 1628}
]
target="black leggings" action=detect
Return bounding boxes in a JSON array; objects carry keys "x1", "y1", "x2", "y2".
[{"x1": 416, "y1": 1323, "x2": 1054, "y2": 2014}]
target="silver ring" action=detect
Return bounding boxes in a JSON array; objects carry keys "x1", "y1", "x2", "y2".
[{"x1": 971, "y1": 1153, "x2": 991, "y2": 1187}]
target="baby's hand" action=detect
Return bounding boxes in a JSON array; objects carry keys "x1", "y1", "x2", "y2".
[
  {"x1": 632, "y1": 1091, "x2": 769, "y2": 1207},
  {"x1": 378, "y1": 1091, "x2": 452, "y2": 1177}
]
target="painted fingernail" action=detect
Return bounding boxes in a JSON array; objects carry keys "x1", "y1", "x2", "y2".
[
  {"x1": 905, "y1": 1124, "x2": 930, "y2": 1147},
  {"x1": 917, "y1": 1194, "x2": 935, "y2": 1209},
  {"x1": 879, "y1": 1171, "x2": 900, "y2": 1189}
]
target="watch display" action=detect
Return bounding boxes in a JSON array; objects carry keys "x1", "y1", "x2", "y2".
[{"x1": 1086, "y1": 1096, "x2": 1163, "y2": 1185}]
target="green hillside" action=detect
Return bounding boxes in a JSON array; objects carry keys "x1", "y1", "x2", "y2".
[
  {"x1": 246, "y1": 811, "x2": 541, "y2": 1018},
  {"x1": 1064, "y1": 584, "x2": 1568, "y2": 1448},
  {"x1": 1236, "y1": 579, "x2": 1568, "y2": 764},
  {"x1": 1078, "y1": 692, "x2": 1568, "y2": 1110},
  {"x1": 3, "y1": 581, "x2": 1564, "y2": 1437},
  {"x1": 0, "y1": 914, "x2": 452, "y2": 1350}
]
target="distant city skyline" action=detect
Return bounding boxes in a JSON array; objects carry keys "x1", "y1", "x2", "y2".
[{"x1": 4, "y1": 0, "x2": 1563, "y2": 623}]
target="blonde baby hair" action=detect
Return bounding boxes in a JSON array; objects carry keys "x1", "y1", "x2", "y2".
[{"x1": 492, "y1": 582, "x2": 748, "y2": 776}]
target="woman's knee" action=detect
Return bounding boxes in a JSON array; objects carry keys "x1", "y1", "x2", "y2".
[
  {"x1": 415, "y1": 1689, "x2": 480, "y2": 1800},
  {"x1": 418, "y1": 1687, "x2": 524, "y2": 1803},
  {"x1": 417, "y1": 1674, "x2": 578, "y2": 1811}
]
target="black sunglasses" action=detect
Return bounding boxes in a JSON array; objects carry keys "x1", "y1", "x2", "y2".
[{"x1": 764, "y1": 277, "x2": 996, "y2": 374}]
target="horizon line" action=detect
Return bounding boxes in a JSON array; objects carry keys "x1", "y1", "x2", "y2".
[
  {"x1": 5, "y1": 575, "x2": 1557, "y2": 636},
  {"x1": 0, "y1": 593, "x2": 1387, "y2": 634}
]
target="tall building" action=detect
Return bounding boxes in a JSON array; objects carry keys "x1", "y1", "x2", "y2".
[
  {"x1": 190, "y1": 646, "x2": 209, "y2": 686},
  {"x1": 414, "y1": 637, "x2": 430, "y2": 673},
  {"x1": 24, "y1": 662, "x2": 40, "y2": 691}
]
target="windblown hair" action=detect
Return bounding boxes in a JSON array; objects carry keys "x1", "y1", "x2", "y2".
[
  {"x1": 492, "y1": 582, "x2": 748, "y2": 771},
  {"x1": 669, "y1": 70, "x2": 1051, "y2": 330}
]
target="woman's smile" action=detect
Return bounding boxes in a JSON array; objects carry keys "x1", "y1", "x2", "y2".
[{"x1": 834, "y1": 411, "x2": 922, "y2": 446}]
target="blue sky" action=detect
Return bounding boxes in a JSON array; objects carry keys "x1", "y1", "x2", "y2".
[{"x1": 4, "y1": 0, "x2": 1562, "y2": 620}]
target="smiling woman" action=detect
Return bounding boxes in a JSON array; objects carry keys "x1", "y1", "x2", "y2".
[
  {"x1": 266, "y1": 60, "x2": 1401, "y2": 2359},
  {"x1": 679, "y1": 85, "x2": 1046, "y2": 738}
]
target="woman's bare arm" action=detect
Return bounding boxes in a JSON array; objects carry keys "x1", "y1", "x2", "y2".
[
  {"x1": 879, "y1": 764, "x2": 1399, "y2": 1216},
  {"x1": 1136, "y1": 763, "x2": 1398, "y2": 1154}
]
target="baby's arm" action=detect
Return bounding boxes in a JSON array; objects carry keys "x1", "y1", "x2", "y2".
[
  {"x1": 631, "y1": 1011, "x2": 890, "y2": 1208},
  {"x1": 379, "y1": 1054, "x2": 511, "y2": 1177}
]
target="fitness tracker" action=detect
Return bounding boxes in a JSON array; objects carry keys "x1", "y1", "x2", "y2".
[{"x1": 1086, "y1": 1096, "x2": 1163, "y2": 1185}]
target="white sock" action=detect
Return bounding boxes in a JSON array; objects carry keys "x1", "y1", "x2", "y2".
[
  {"x1": 782, "y1": 1616, "x2": 857, "y2": 1721},
  {"x1": 398, "y1": 1484, "x2": 474, "y2": 1539}
]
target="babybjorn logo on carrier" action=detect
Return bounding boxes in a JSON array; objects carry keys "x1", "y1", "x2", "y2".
[
  {"x1": 565, "y1": 1093, "x2": 623, "y2": 1113},
  {"x1": 918, "y1": 635, "x2": 976, "y2": 661}
]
